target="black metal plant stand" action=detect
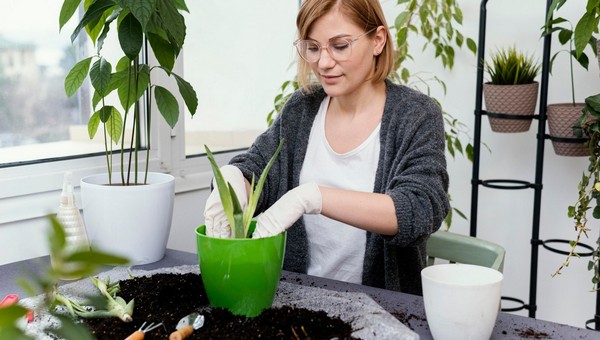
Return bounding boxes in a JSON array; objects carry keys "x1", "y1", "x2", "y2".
[{"x1": 470, "y1": 0, "x2": 599, "y2": 329}]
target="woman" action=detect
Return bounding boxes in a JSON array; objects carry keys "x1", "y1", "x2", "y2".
[{"x1": 203, "y1": 0, "x2": 449, "y2": 295}]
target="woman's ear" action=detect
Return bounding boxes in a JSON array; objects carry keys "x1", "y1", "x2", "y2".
[{"x1": 373, "y1": 25, "x2": 387, "y2": 56}]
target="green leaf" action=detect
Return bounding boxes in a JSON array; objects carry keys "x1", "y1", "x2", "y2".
[
  {"x1": 70, "y1": 0, "x2": 116, "y2": 43},
  {"x1": 593, "y1": 205, "x2": 600, "y2": 219},
  {"x1": 466, "y1": 38, "x2": 477, "y2": 54},
  {"x1": 105, "y1": 107, "x2": 123, "y2": 144},
  {"x1": 395, "y1": 11, "x2": 410, "y2": 29},
  {"x1": 118, "y1": 13, "x2": 143, "y2": 60},
  {"x1": 243, "y1": 139, "x2": 285, "y2": 232},
  {"x1": 0, "y1": 304, "x2": 28, "y2": 328},
  {"x1": 585, "y1": 94, "x2": 600, "y2": 112},
  {"x1": 574, "y1": 12, "x2": 595, "y2": 58},
  {"x1": 156, "y1": 0, "x2": 186, "y2": 50},
  {"x1": 85, "y1": 6, "x2": 114, "y2": 45},
  {"x1": 126, "y1": 0, "x2": 156, "y2": 30},
  {"x1": 154, "y1": 86, "x2": 180, "y2": 128},
  {"x1": 557, "y1": 29, "x2": 572, "y2": 45},
  {"x1": 59, "y1": 0, "x2": 83, "y2": 30},
  {"x1": 147, "y1": 32, "x2": 175, "y2": 71},
  {"x1": 229, "y1": 183, "x2": 245, "y2": 238},
  {"x1": 88, "y1": 111, "x2": 101, "y2": 139},
  {"x1": 96, "y1": 9, "x2": 121, "y2": 53},
  {"x1": 49, "y1": 215, "x2": 67, "y2": 257},
  {"x1": 116, "y1": 64, "x2": 150, "y2": 111},
  {"x1": 65, "y1": 57, "x2": 93, "y2": 97},
  {"x1": 567, "y1": 205, "x2": 576, "y2": 218},
  {"x1": 204, "y1": 145, "x2": 236, "y2": 229},
  {"x1": 90, "y1": 57, "x2": 112, "y2": 97},
  {"x1": 172, "y1": 72, "x2": 198, "y2": 115},
  {"x1": 0, "y1": 326, "x2": 31, "y2": 340},
  {"x1": 66, "y1": 250, "x2": 129, "y2": 265}
]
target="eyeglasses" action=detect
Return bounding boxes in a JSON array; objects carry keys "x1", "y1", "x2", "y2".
[{"x1": 294, "y1": 27, "x2": 377, "y2": 63}]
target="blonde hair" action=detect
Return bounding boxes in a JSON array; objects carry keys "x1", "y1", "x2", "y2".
[{"x1": 295, "y1": 0, "x2": 394, "y2": 91}]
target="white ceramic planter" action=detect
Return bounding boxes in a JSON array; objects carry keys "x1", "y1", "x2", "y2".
[
  {"x1": 421, "y1": 263, "x2": 503, "y2": 340},
  {"x1": 80, "y1": 172, "x2": 175, "y2": 265}
]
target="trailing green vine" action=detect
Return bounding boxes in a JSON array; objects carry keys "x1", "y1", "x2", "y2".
[{"x1": 554, "y1": 94, "x2": 600, "y2": 289}]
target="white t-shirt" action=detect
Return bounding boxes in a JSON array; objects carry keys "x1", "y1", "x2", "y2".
[{"x1": 299, "y1": 96, "x2": 381, "y2": 284}]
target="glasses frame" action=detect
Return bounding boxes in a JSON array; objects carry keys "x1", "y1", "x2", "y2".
[{"x1": 294, "y1": 27, "x2": 377, "y2": 63}]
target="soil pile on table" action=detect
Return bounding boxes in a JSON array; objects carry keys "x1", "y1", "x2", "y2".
[{"x1": 82, "y1": 273, "x2": 357, "y2": 339}]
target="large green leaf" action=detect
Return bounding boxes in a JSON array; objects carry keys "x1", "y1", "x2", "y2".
[
  {"x1": 156, "y1": 0, "x2": 186, "y2": 49},
  {"x1": 90, "y1": 57, "x2": 112, "y2": 97},
  {"x1": 59, "y1": 0, "x2": 83, "y2": 30},
  {"x1": 105, "y1": 107, "x2": 123, "y2": 144},
  {"x1": 574, "y1": 12, "x2": 596, "y2": 58},
  {"x1": 125, "y1": 0, "x2": 156, "y2": 30},
  {"x1": 64, "y1": 57, "x2": 92, "y2": 97},
  {"x1": 118, "y1": 13, "x2": 143, "y2": 60},
  {"x1": 154, "y1": 86, "x2": 179, "y2": 128},
  {"x1": 85, "y1": 6, "x2": 114, "y2": 44},
  {"x1": 173, "y1": 72, "x2": 198, "y2": 115},
  {"x1": 96, "y1": 9, "x2": 121, "y2": 53},
  {"x1": 585, "y1": 93, "x2": 600, "y2": 112},
  {"x1": 116, "y1": 64, "x2": 150, "y2": 111},
  {"x1": 70, "y1": 0, "x2": 116, "y2": 43},
  {"x1": 147, "y1": 32, "x2": 175, "y2": 71}
]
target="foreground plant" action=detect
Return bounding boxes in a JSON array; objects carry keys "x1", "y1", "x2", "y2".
[
  {"x1": 0, "y1": 216, "x2": 129, "y2": 339},
  {"x1": 53, "y1": 276, "x2": 134, "y2": 323},
  {"x1": 204, "y1": 139, "x2": 284, "y2": 238}
]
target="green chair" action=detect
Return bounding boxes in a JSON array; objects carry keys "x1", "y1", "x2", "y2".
[{"x1": 426, "y1": 230, "x2": 506, "y2": 272}]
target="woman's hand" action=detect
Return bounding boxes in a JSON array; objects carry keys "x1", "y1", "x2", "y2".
[
  {"x1": 253, "y1": 182, "x2": 322, "y2": 238},
  {"x1": 203, "y1": 165, "x2": 248, "y2": 238}
]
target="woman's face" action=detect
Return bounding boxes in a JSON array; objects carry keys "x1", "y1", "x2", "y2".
[{"x1": 306, "y1": 9, "x2": 382, "y2": 98}]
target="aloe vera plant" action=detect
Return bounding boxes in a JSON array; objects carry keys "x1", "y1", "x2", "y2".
[{"x1": 204, "y1": 139, "x2": 284, "y2": 238}]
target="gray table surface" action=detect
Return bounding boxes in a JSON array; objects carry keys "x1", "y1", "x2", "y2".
[{"x1": 1, "y1": 249, "x2": 597, "y2": 339}]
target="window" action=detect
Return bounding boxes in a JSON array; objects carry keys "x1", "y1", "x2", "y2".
[
  {"x1": 182, "y1": 0, "x2": 298, "y2": 156},
  {"x1": 0, "y1": 0, "x2": 299, "y2": 165}
]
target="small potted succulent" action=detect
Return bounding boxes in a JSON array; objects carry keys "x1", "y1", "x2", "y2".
[
  {"x1": 482, "y1": 46, "x2": 541, "y2": 133},
  {"x1": 196, "y1": 140, "x2": 285, "y2": 317}
]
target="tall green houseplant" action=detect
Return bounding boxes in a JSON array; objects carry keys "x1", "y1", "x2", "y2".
[{"x1": 60, "y1": 0, "x2": 198, "y2": 185}]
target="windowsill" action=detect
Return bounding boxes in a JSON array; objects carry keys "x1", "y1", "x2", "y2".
[{"x1": 0, "y1": 125, "x2": 264, "y2": 165}]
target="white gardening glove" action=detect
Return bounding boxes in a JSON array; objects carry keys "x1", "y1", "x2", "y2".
[
  {"x1": 252, "y1": 182, "x2": 322, "y2": 239},
  {"x1": 204, "y1": 165, "x2": 248, "y2": 238}
]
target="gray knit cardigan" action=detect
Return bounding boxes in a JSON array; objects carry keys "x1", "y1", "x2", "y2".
[{"x1": 230, "y1": 80, "x2": 450, "y2": 295}]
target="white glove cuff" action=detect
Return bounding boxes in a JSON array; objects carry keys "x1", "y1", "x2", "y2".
[{"x1": 300, "y1": 182, "x2": 322, "y2": 214}]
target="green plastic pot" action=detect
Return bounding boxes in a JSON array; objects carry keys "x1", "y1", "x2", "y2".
[{"x1": 196, "y1": 223, "x2": 286, "y2": 317}]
